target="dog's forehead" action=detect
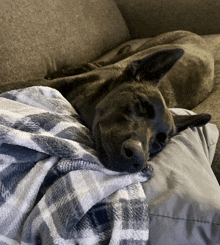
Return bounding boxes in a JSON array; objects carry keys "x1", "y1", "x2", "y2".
[
  {"x1": 96, "y1": 83, "x2": 167, "y2": 116},
  {"x1": 115, "y1": 83, "x2": 163, "y2": 102}
]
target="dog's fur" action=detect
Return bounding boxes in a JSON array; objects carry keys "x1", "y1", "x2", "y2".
[
  {"x1": 0, "y1": 31, "x2": 213, "y2": 173},
  {"x1": 66, "y1": 49, "x2": 210, "y2": 173}
]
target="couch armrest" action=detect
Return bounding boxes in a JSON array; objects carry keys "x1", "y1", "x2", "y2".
[{"x1": 115, "y1": 0, "x2": 220, "y2": 38}]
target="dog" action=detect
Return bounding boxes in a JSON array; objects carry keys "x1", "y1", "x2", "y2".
[
  {"x1": 46, "y1": 48, "x2": 211, "y2": 173},
  {"x1": 0, "y1": 32, "x2": 213, "y2": 173}
]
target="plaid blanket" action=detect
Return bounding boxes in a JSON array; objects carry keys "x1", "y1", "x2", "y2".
[{"x1": 0, "y1": 86, "x2": 152, "y2": 244}]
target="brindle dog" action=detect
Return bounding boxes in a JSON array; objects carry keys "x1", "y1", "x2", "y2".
[
  {"x1": 0, "y1": 49, "x2": 211, "y2": 173},
  {"x1": 77, "y1": 49, "x2": 211, "y2": 173}
]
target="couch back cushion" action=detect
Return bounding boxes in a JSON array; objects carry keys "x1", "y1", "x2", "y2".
[
  {"x1": 115, "y1": 0, "x2": 220, "y2": 39},
  {"x1": 0, "y1": 0, "x2": 130, "y2": 85}
]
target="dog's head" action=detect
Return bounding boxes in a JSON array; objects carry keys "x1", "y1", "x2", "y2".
[{"x1": 92, "y1": 49, "x2": 211, "y2": 173}]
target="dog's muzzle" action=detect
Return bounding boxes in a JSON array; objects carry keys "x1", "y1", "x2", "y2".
[{"x1": 121, "y1": 139, "x2": 147, "y2": 172}]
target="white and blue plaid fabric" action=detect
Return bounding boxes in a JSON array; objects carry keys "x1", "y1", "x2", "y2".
[{"x1": 0, "y1": 86, "x2": 151, "y2": 244}]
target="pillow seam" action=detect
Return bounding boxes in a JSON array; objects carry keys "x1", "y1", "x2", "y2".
[{"x1": 148, "y1": 212, "x2": 220, "y2": 225}]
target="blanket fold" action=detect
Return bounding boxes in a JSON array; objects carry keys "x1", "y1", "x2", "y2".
[{"x1": 0, "y1": 86, "x2": 151, "y2": 244}]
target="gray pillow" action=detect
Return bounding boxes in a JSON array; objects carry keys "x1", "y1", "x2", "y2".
[{"x1": 143, "y1": 108, "x2": 220, "y2": 244}]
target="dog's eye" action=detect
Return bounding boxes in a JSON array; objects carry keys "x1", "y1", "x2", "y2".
[
  {"x1": 155, "y1": 132, "x2": 167, "y2": 143},
  {"x1": 135, "y1": 97, "x2": 155, "y2": 119},
  {"x1": 149, "y1": 132, "x2": 167, "y2": 157},
  {"x1": 114, "y1": 115, "x2": 129, "y2": 125},
  {"x1": 123, "y1": 105, "x2": 133, "y2": 115}
]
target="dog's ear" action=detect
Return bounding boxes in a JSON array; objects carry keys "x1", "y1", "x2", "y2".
[
  {"x1": 128, "y1": 49, "x2": 184, "y2": 85},
  {"x1": 173, "y1": 113, "x2": 211, "y2": 133}
]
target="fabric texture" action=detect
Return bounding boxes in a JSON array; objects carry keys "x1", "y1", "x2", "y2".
[
  {"x1": 0, "y1": 86, "x2": 151, "y2": 244},
  {"x1": 115, "y1": 0, "x2": 220, "y2": 38},
  {"x1": 0, "y1": 0, "x2": 130, "y2": 85},
  {"x1": 144, "y1": 109, "x2": 220, "y2": 245}
]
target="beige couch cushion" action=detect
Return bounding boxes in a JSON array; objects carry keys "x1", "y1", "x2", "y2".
[
  {"x1": 0, "y1": 0, "x2": 130, "y2": 85},
  {"x1": 115, "y1": 0, "x2": 220, "y2": 38},
  {"x1": 194, "y1": 35, "x2": 220, "y2": 180}
]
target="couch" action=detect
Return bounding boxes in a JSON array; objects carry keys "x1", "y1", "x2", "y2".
[{"x1": 1, "y1": 0, "x2": 220, "y2": 244}]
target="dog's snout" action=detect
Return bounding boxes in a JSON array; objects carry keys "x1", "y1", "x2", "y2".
[
  {"x1": 121, "y1": 139, "x2": 146, "y2": 172},
  {"x1": 122, "y1": 140, "x2": 142, "y2": 159}
]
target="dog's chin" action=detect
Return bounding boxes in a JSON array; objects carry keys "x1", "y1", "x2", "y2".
[
  {"x1": 98, "y1": 154, "x2": 126, "y2": 173},
  {"x1": 97, "y1": 152, "x2": 147, "y2": 173}
]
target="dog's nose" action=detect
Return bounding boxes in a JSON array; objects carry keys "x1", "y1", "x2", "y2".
[{"x1": 121, "y1": 139, "x2": 146, "y2": 172}]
